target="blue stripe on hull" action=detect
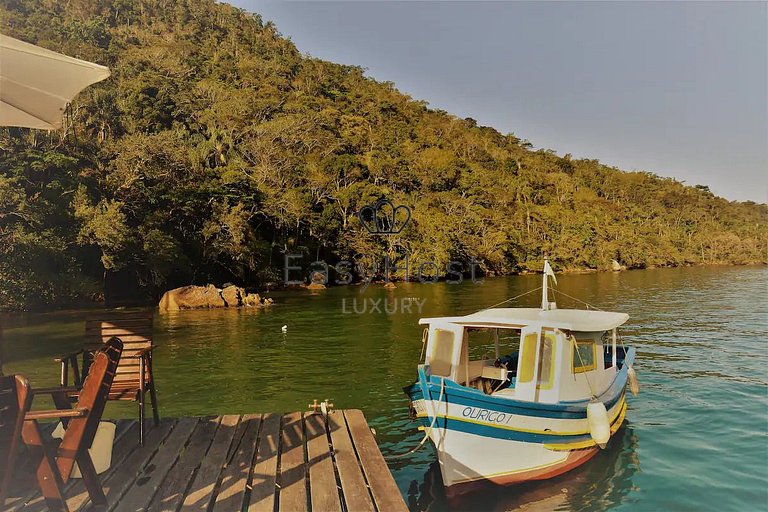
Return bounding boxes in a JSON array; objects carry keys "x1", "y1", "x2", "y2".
[
  {"x1": 429, "y1": 416, "x2": 594, "y2": 444},
  {"x1": 404, "y1": 347, "x2": 635, "y2": 443}
]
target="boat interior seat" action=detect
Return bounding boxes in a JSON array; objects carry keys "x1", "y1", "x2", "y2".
[
  {"x1": 460, "y1": 359, "x2": 495, "y2": 386},
  {"x1": 464, "y1": 361, "x2": 516, "y2": 395}
]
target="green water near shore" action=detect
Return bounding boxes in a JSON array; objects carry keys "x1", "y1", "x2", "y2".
[{"x1": 2, "y1": 266, "x2": 767, "y2": 511}]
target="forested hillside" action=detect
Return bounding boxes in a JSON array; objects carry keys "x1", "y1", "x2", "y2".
[{"x1": 1, "y1": 0, "x2": 765, "y2": 310}]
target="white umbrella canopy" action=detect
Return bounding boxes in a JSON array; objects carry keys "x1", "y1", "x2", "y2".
[{"x1": 0, "y1": 33, "x2": 110, "y2": 130}]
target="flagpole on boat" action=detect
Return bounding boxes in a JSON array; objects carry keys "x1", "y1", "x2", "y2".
[
  {"x1": 542, "y1": 257, "x2": 557, "y2": 310},
  {"x1": 541, "y1": 258, "x2": 549, "y2": 310}
]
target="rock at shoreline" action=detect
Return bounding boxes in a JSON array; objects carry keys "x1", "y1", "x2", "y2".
[
  {"x1": 611, "y1": 260, "x2": 623, "y2": 272},
  {"x1": 159, "y1": 284, "x2": 271, "y2": 312},
  {"x1": 243, "y1": 291, "x2": 262, "y2": 306},
  {"x1": 221, "y1": 285, "x2": 243, "y2": 306},
  {"x1": 159, "y1": 284, "x2": 225, "y2": 311},
  {"x1": 307, "y1": 271, "x2": 326, "y2": 289}
]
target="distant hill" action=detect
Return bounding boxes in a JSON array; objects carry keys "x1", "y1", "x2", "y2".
[{"x1": 1, "y1": 0, "x2": 765, "y2": 310}]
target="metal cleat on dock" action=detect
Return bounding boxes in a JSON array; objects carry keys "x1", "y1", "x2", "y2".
[{"x1": 308, "y1": 398, "x2": 334, "y2": 417}]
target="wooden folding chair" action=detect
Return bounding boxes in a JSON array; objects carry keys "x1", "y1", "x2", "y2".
[
  {"x1": 22, "y1": 337, "x2": 123, "y2": 511},
  {"x1": 0, "y1": 374, "x2": 31, "y2": 505},
  {"x1": 57, "y1": 311, "x2": 159, "y2": 445}
]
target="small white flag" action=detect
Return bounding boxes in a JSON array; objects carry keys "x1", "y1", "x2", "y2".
[{"x1": 544, "y1": 260, "x2": 557, "y2": 285}]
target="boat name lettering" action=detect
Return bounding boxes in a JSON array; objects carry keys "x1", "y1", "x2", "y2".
[{"x1": 461, "y1": 407, "x2": 511, "y2": 424}]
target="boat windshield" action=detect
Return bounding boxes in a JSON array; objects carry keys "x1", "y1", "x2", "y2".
[{"x1": 466, "y1": 327, "x2": 521, "y2": 361}]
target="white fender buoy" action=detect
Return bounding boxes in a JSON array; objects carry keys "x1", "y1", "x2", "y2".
[
  {"x1": 587, "y1": 400, "x2": 610, "y2": 449},
  {"x1": 628, "y1": 365, "x2": 639, "y2": 396}
]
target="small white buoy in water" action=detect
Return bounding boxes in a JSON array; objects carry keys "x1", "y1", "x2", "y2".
[
  {"x1": 628, "y1": 365, "x2": 639, "y2": 396},
  {"x1": 281, "y1": 325, "x2": 287, "y2": 333},
  {"x1": 587, "y1": 400, "x2": 610, "y2": 449}
]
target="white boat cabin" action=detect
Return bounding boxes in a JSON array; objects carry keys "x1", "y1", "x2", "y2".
[{"x1": 419, "y1": 307, "x2": 629, "y2": 403}]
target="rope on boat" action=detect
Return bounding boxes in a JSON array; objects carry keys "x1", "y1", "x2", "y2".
[
  {"x1": 567, "y1": 331, "x2": 597, "y2": 399},
  {"x1": 550, "y1": 288, "x2": 605, "y2": 311},
  {"x1": 479, "y1": 286, "x2": 543, "y2": 311},
  {"x1": 389, "y1": 377, "x2": 445, "y2": 459}
]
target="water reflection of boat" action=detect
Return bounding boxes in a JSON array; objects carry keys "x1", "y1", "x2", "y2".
[
  {"x1": 408, "y1": 422, "x2": 640, "y2": 512},
  {"x1": 403, "y1": 260, "x2": 639, "y2": 497}
]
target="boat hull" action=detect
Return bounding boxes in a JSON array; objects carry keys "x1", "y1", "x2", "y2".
[
  {"x1": 439, "y1": 440, "x2": 600, "y2": 497},
  {"x1": 404, "y1": 347, "x2": 634, "y2": 495}
]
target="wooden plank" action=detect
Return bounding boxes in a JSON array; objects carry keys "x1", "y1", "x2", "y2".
[
  {"x1": 179, "y1": 415, "x2": 240, "y2": 511},
  {"x1": 212, "y1": 414, "x2": 262, "y2": 511},
  {"x1": 344, "y1": 410, "x2": 408, "y2": 512},
  {"x1": 85, "y1": 333, "x2": 151, "y2": 340},
  {"x1": 93, "y1": 338, "x2": 149, "y2": 345},
  {"x1": 85, "y1": 329, "x2": 151, "y2": 337},
  {"x1": 107, "y1": 390, "x2": 140, "y2": 400},
  {"x1": 246, "y1": 413, "x2": 280, "y2": 512},
  {"x1": 72, "y1": 419, "x2": 176, "y2": 511},
  {"x1": 109, "y1": 417, "x2": 198, "y2": 511},
  {"x1": 327, "y1": 411, "x2": 375, "y2": 512},
  {"x1": 9, "y1": 411, "x2": 405, "y2": 512},
  {"x1": 276, "y1": 412, "x2": 307, "y2": 512},
  {"x1": 146, "y1": 417, "x2": 220, "y2": 512},
  {"x1": 305, "y1": 413, "x2": 342, "y2": 512}
]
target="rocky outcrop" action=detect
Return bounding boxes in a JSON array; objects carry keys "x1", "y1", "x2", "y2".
[
  {"x1": 306, "y1": 271, "x2": 326, "y2": 290},
  {"x1": 220, "y1": 285, "x2": 243, "y2": 307},
  {"x1": 159, "y1": 284, "x2": 272, "y2": 312}
]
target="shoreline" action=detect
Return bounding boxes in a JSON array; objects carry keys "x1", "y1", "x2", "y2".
[{"x1": 1, "y1": 261, "x2": 764, "y2": 315}]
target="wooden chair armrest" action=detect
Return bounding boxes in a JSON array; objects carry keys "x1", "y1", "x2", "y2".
[
  {"x1": 53, "y1": 349, "x2": 84, "y2": 362},
  {"x1": 133, "y1": 346, "x2": 155, "y2": 357},
  {"x1": 30, "y1": 386, "x2": 81, "y2": 395},
  {"x1": 25, "y1": 407, "x2": 88, "y2": 421},
  {"x1": 53, "y1": 344, "x2": 100, "y2": 363}
]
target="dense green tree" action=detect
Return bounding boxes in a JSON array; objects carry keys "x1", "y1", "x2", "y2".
[{"x1": 0, "y1": 0, "x2": 765, "y2": 310}]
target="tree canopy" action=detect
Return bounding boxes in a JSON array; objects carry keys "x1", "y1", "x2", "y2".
[{"x1": 1, "y1": 0, "x2": 765, "y2": 310}]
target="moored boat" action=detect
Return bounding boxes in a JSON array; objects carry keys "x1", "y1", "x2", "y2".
[{"x1": 404, "y1": 259, "x2": 638, "y2": 496}]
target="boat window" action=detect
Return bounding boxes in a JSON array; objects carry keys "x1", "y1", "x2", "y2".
[
  {"x1": 572, "y1": 339, "x2": 596, "y2": 373},
  {"x1": 537, "y1": 332, "x2": 557, "y2": 389},
  {"x1": 430, "y1": 329, "x2": 455, "y2": 377},
  {"x1": 518, "y1": 332, "x2": 538, "y2": 383}
]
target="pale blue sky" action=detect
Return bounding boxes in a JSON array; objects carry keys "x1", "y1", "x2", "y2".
[{"x1": 232, "y1": 1, "x2": 767, "y2": 202}]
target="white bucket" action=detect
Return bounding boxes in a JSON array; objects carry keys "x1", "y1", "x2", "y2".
[{"x1": 52, "y1": 421, "x2": 116, "y2": 477}]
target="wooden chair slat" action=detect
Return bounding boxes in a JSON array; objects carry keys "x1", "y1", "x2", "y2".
[
  {"x1": 58, "y1": 310, "x2": 159, "y2": 445},
  {"x1": 85, "y1": 330, "x2": 152, "y2": 339}
]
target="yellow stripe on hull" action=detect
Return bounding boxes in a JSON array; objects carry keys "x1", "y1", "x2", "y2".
[
  {"x1": 416, "y1": 396, "x2": 627, "y2": 438},
  {"x1": 544, "y1": 400, "x2": 627, "y2": 451}
]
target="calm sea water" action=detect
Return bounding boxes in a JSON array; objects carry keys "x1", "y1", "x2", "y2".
[{"x1": 2, "y1": 266, "x2": 767, "y2": 511}]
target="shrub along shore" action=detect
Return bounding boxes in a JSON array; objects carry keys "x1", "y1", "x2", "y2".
[{"x1": 1, "y1": 0, "x2": 765, "y2": 312}]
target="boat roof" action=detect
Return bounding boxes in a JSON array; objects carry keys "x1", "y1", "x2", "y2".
[{"x1": 419, "y1": 307, "x2": 629, "y2": 332}]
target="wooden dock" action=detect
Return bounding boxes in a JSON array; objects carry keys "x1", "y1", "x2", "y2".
[{"x1": 5, "y1": 410, "x2": 409, "y2": 512}]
